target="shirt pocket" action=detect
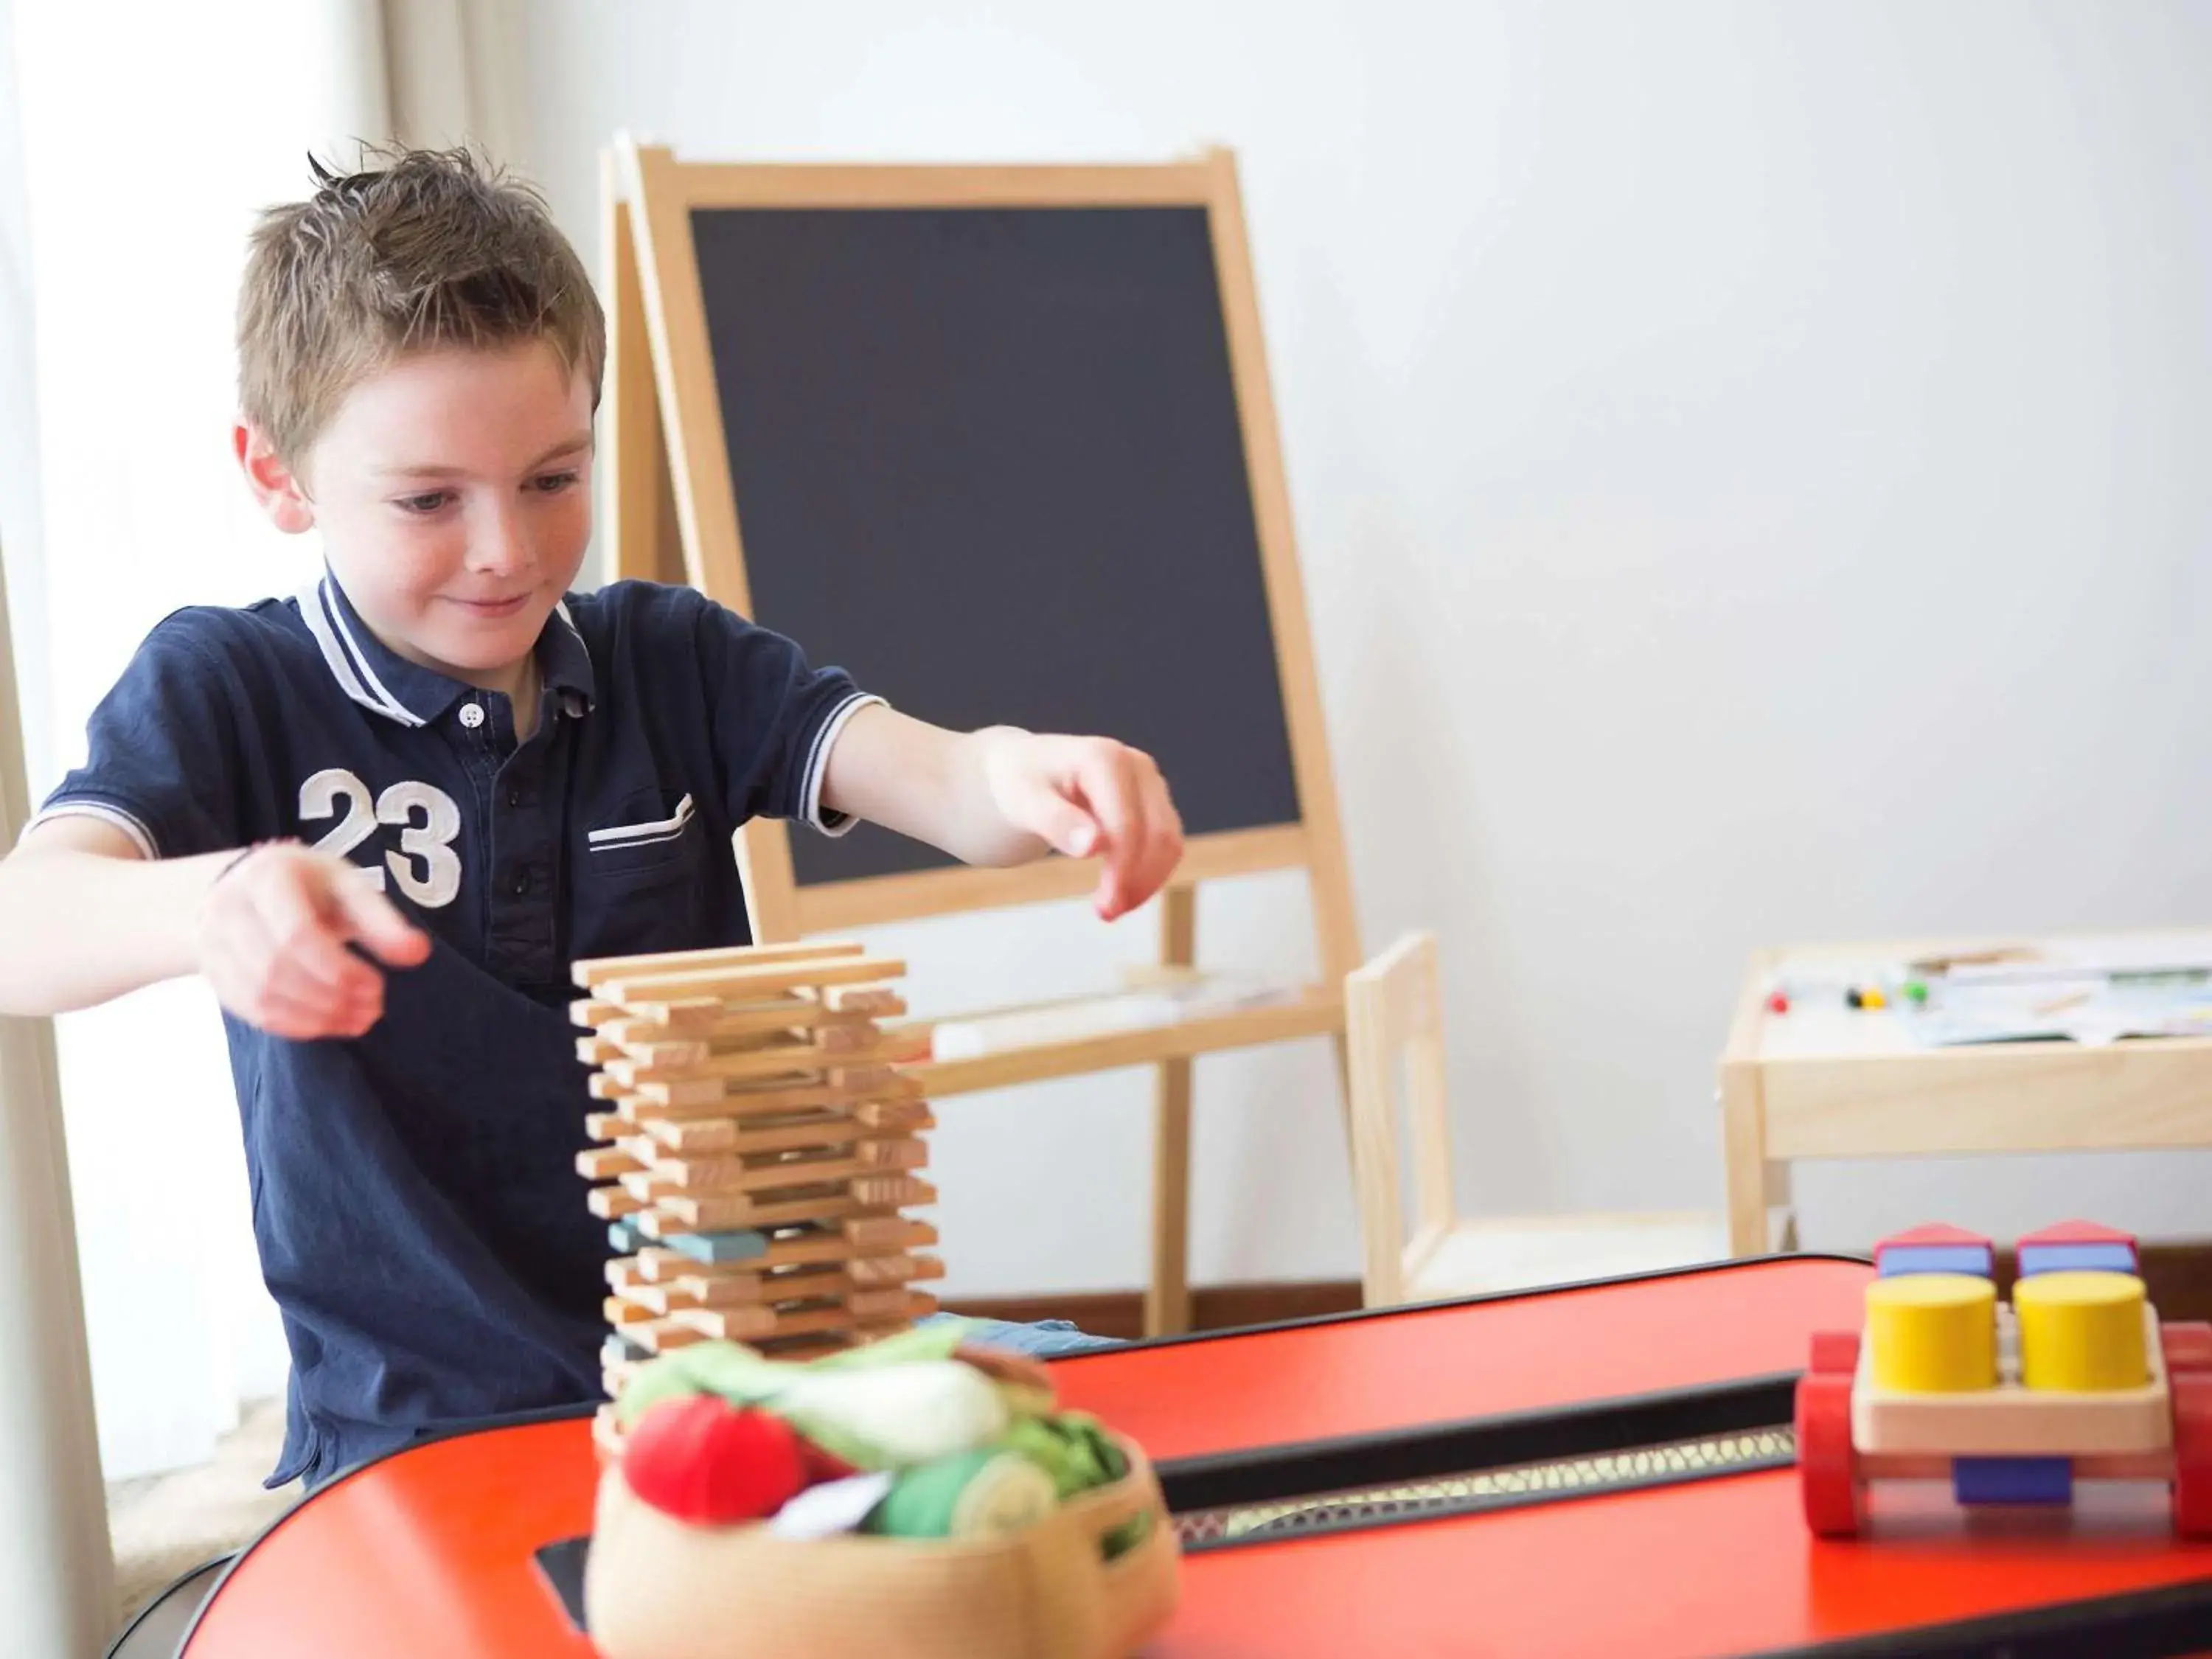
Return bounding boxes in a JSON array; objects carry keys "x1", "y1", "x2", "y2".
[{"x1": 581, "y1": 790, "x2": 707, "y2": 888}]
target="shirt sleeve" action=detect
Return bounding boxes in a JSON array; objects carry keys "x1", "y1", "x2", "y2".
[
  {"x1": 691, "y1": 595, "x2": 880, "y2": 835},
  {"x1": 25, "y1": 612, "x2": 250, "y2": 859}
]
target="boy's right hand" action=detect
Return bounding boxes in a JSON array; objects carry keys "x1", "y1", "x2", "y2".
[{"x1": 195, "y1": 842, "x2": 431, "y2": 1040}]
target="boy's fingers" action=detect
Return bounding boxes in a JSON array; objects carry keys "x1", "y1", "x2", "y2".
[
  {"x1": 255, "y1": 879, "x2": 381, "y2": 999},
  {"x1": 999, "y1": 765, "x2": 1099, "y2": 859},
  {"x1": 330, "y1": 875, "x2": 432, "y2": 968}
]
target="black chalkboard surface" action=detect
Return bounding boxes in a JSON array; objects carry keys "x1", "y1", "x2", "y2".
[{"x1": 689, "y1": 205, "x2": 1301, "y2": 887}]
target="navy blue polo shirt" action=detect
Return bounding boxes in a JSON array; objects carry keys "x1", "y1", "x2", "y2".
[{"x1": 32, "y1": 571, "x2": 877, "y2": 1486}]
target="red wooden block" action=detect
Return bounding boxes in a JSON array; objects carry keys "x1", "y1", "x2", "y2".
[
  {"x1": 2017, "y1": 1220, "x2": 2138, "y2": 1252},
  {"x1": 1796, "y1": 1372, "x2": 1862, "y2": 1538},
  {"x1": 1874, "y1": 1223, "x2": 1992, "y2": 1259},
  {"x1": 2163, "y1": 1323, "x2": 2212, "y2": 1376},
  {"x1": 1809, "y1": 1331, "x2": 1862, "y2": 1376},
  {"x1": 2171, "y1": 1372, "x2": 2212, "y2": 1538}
]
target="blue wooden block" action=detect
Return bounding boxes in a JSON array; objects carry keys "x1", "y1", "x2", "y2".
[
  {"x1": 2018, "y1": 1242, "x2": 2138, "y2": 1277},
  {"x1": 1877, "y1": 1244, "x2": 1994, "y2": 1278},
  {"x1": 602, "y1": 1332, "x2": 650, "y2": 1366},
  {"x1": 607, "y1": 1219, "x2": 646, "y2": 1255},
  {"x1": 1952, "y1": 1457, "x2": 2072, "y2": 1506},
  {"x1": 664, "y1": 1228, "x2": 771, "y2": 1265}
]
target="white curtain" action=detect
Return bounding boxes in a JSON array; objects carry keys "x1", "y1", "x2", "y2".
[{"x1": 7, "y1": 0, "x2": 522, "y2": 1484}]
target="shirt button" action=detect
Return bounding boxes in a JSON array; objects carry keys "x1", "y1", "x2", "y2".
[
  {"x1": 506, "y1": 787, "x2": 523, "y2": 808},
  {"x1": 509, "y1": 869, "x2": 530, "y2": 896},
  {"x1": 459, "y1": 703, "x2": 485, "y2": 729}
]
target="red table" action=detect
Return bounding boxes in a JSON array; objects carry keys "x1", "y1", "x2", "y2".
[{"x1": 178, "y1": 1257, "x2": 2212, "y2": 1658}]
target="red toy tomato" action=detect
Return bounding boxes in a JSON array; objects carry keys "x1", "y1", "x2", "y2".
[{"x1": 622, "y1": 1394, "x2": 809, "y2": 1525}]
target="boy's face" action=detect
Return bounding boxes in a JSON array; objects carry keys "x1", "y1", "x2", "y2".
[{"x1": 239, "y1": 340, "x2": 594, "y2": 692}]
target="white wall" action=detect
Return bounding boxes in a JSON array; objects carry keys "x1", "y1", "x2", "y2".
[
  {"x1": 509, "y1": 0, "x2": 2212, "y2": 1293},
  {"x1": 12, "y1": 0, "x2": 391, "y2": 1478}
]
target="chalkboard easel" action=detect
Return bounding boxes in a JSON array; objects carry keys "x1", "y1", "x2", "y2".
[{"x1": 602, "y1": 138, "x2": 1360, "y2": 1335}]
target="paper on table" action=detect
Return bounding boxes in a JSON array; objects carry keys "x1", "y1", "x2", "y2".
[{"x1": 1902, "y1": 973, "x2": 2212, "y2": 1048}]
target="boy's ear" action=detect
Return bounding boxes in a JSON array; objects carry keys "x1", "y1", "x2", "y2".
[{"x1": 234, "y1": 422, "x2": 316, "y2": 534}]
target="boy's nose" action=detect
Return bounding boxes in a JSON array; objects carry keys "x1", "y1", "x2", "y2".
[{"x1": 466, "y1": 510, "x2": 533, "y2": 577}]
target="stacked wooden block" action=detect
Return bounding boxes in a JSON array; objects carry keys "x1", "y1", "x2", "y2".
[{"x1": 574, "y1": 941, "x2": 942, "y2": 1397}]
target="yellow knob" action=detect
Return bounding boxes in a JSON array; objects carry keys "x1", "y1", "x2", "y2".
[
  {"x1": 1866, "y1": 1273, "x2": 1997, "y2": 1393},
  {"x1": 2015, "y1": 1270, "x2": 2147, "y2": 1392}
]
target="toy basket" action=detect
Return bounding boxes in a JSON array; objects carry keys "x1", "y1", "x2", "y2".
[{"x1": 582, "y1": 1433, "x2": 1180, "y2": 1659}]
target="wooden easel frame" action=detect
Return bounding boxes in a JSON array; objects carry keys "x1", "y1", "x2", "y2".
[{"x1": 603, "y1": 139, "x2": 1361, "y2": 1333}]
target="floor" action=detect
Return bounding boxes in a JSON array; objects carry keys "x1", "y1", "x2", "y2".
[{"x1": 107, "y1": 1398, "x2": 299, "y2": 1631}]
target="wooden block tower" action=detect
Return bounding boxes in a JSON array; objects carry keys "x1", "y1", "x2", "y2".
[{"x1": 571, "y1": 941, "x2": 944, "y2": 1399}]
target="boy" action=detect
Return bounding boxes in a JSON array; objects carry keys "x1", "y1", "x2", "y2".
[{"x1": 0, "y1": 149, "x2": 1180, "y2": 1488}]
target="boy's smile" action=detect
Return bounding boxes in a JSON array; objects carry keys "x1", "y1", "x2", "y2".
[{"x1": 237, "y1": 338, "x2": 595, "y2": 706}]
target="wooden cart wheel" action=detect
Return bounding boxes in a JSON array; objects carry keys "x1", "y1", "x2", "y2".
[
  {"x1": 1809, "y1": 1331, "x2": 1860, "y2": 1376},
  {"x1": 2161, "y1": 1322, "x2": 2212, "y2": 1376},
  {"x1": 1796, "y1": 1372, "x2": 1862, "y2": 1538},
  {"x1": 2171, "y1": 1371, "x2": 2212, "y2": 1538}
]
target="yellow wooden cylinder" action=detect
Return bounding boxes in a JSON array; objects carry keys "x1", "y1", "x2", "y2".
[
  {"x1": 1865, "y1": 1273, "x2": 1997, "y2": 1393},
  {"x1": 2015, "y1": 1270, "x2": 2147, "y2": 1392}
]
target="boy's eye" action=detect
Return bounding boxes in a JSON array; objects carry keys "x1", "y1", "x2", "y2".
[
  {"x1": 530, "y1": 470, "x2": 580, "y2": 495},
  {"x1": 395, "y1": 490, "x2": 453, "y2": 515}
]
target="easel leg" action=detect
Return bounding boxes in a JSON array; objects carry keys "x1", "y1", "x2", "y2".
[
  {"x1": 1766, "y1": 1159, "x2": 1799, "y2": 1253},
  {"x1": 1719, "y1": 1065, "x2": 1767, "y2": 1257},
  {"x1": 1147, "y1": 885, "x2": 1197, "y2": 1338}
]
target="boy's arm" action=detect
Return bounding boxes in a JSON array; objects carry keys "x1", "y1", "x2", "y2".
[
  {"x1": 818, "y1": 705, "x2": 1183, "y2": 921},
  {"x1": 0, "y1": 817, "x2": 426, "y2": 1033}
]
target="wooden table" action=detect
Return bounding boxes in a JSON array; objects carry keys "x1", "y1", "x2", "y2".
[
  {"x1": 172, "y1": 1257, "x2": 2212, "y2": 1658},
  {"x1": 1720, "y1": 933, "x2": 2212, "y2": 1256}
]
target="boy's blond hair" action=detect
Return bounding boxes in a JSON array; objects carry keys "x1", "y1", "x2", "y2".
[{"x1": 238, "y1": 145, "x2": 605, "y2": 466}]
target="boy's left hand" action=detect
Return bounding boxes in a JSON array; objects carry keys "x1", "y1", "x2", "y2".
[{"x1": 981, "y1": 734, "x2": 1183, "y2": 920}]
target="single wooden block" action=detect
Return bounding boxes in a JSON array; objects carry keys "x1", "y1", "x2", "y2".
[
  {"x1": 588, "y1": 1186, "x2": 647, "y2": 1220},
  {"x1": 661, "y1": 1178, "x2": 937, "y2": 1234},
  {"x1": 614, "y1": 1036, "x2": 902, "y2": 1096},
  {"x1": 585, "y1": 1111, "x2": 626, "y2": 1143},
  {"x1": 851, "y1": 1099, "x2": 935, "y2": 1131},
  {"x1": 572, "y1": 939, "x2": 870, "y2": 992},
  {"x1": 592, "y1": 954, "x2": 905, "y2": 1008},
  {"x1": 850, "y1": 1174, "x2": 933, "y2": 1208},
  {"x1": 856, "y1": 1136, "x2": 928, "y2": 1170},
  {"x1": 587, "y1": 1072, "x2": 627, "y2": 1102},
  {"x1": 844, "y1": 1286, "x2": 916, "y2": 1321},
  {"x1": 603, "y1": 1295, "x2": 655, "y2": 1327},
  {"x1": 606, "y1": 1256, "x2": 651, "y2": 1291},
  {"x1": 846, "y1": 1252, "x2": 945, "y2": 1288},
  {"x1": 569, "y1": 998, "x2": 625, "y2": 1028},
  {"x1": 1854, "y1": 1304, "x2": 2174, "y2": 1455},
  {"x1": 678, "y1": 1265, "x2": 857, "y2": 1311},
  {"x1": 815, "y1": 984, "x2": 904, "y2": 1015},
  {"x1": 2016, "y1": 1271, "x2": 2149, "y2": 1391},
  {"x1": 675, "y1": 1301, "x2": 857, "y2": 1343},
  {"x1": 630, "y1": 1317, "x2": 712, "y2": 1354},
  {"x1": 647, "y1": 1108, "x2": 936, "y2": 1159},
  {"x1": 2019, "y1": 1242, "x2": 2140, "y2": 1278},
  {"x1": 624, "y1": 1071, "x2": 926, "y2": 1123},
  {"x1": 815, "y1": 1021, "x2": 880, "y2": 1053},
  {"x1": 602, "y1": 996, "x2": 901, "y2": 1053},
  {"x1": 577, "y1": 1035, "x2": 624, "y2": 1065},
  {"x1": 845, "y1": 1215, "x2": 939, "y2": 1251},
  {"x1": 577, "y1": 1147, "x2": 645, "y2": 1180},
  {"x1": 616, "y1": 1171, "x2": 684, "y2": 1204},
  {"x1": 658, "y1": 1187, "x2": 856, "y2": 1234},
  {"x1": 1952, "y1": 1455, "x2": 2072, "y2": 1506},
  {"x1": 661, "y1": 1142, "x2": 931, "y2": 1194},
  {"x1": 1865, "y1": 1273, "x2": 1997, "y2": 1394},
  {"x1": 620, "y1": 995, "x2": 728, "y2": 1029}
]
